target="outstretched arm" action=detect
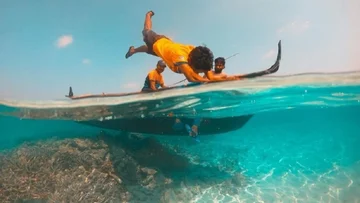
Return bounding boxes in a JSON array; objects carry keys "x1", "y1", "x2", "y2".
[
  {"x1": 204, "y1": 70, "x2": 238, "y2": 81},
  {"x1": 179, "y1": 64, "x2": 210, "y2": 82},
  {"x1": 179, "y1": 64, "x2": 239, "y2": 82}
]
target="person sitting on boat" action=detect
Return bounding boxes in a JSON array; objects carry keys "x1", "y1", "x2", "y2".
[
  {"x1": 141, "y1": 60, "x2": 168, "y2": 92},
  {"x1": 125, "y1": 10, "x2": 239, "y2": 83},
  {"x1": 203, "y1": 57, "x2": 228, "y2": 79}
]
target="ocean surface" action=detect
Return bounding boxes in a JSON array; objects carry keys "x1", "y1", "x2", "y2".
[{"x1": 1, "y1": 71, "x2": 360, "y2": 203}]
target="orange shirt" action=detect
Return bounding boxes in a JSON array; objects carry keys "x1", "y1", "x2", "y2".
[
  {"x1": 152, "y1": 38, "x2": 194, "y2": 74},
  {"x1": 142, "y1": 69, "x2": 164, "y2": 90}
]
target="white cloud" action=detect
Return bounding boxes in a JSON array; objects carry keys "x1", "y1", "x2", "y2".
[
  {"x1": 277, "y1": 21, "x2": 310, "y2": 35},
  {"x1": 123, "y1": 83, "x2": 139, "y2": 89},
  {"x1": 82, "y1": 58, "x2": 91, "y2": 65},
  {"x1": 263, "y1": 49, "x2": 276, "y2": 59},
  {"x1": 55, "y1": 35, "x2": 73, "y2": 48}
]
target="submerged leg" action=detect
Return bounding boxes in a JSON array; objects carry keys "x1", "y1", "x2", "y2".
[{"x1": 125, "y1": 11, "x2": 155, "y2": 59}]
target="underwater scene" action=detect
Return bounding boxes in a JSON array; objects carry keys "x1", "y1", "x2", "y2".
[{"x1": 1, "y1": 72, "x2": 360, "y2": 203}]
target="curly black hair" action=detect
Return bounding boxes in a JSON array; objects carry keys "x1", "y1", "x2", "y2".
[
  {"x1": 188, "y1": 46, "x2": 214, "y2": 71},
  {"x1": 215, "y1": 57, "x2": 225, "y2": 65}
]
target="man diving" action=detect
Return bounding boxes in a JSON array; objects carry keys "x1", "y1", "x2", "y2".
[
  {"x1": 141, "y1": 60, "x2": 167, "y2": 92},
  {"x1": 125, "y1": 11, "x2": 238, "y2": 83}
]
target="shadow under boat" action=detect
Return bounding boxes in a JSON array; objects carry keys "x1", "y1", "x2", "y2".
[{"x1": 77, "y1": 115, "x2": 253, "y2": 136}]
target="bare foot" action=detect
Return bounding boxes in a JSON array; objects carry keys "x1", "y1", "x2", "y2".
[
  {"x1": 125, "y1": 46, "x2": 135, "y2": 59},
  {"x1": 147, "y1": 11, "x2": 155, "y2": 17}
]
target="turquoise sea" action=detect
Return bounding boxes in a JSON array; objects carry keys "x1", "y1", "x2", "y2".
[{"x1": 1, "y1": 71, "x2": 360, "y2": 203}]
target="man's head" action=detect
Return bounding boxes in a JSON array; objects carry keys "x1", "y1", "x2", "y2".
[
  {"x1": 156, "y1": 60, "x2": 166, "y2": 73},
  {"x1": 188, "y1": 46, "x2": 214, "y2": 73},
  {"x1": 214, "y1": 57, "x2": 225, "y2": 73}
]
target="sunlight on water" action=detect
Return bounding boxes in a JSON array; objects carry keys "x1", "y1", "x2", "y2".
[
  {"x1": 1, "y1": 71, "x2": 360, "y2": 107},
  {"x1": 0, "y1": 72, "x2": 360, "y2": 202},
  {"x1": 1, "y1": 71, "x2": 360, "y2": 121},
  {"x1": 157, "y1": 106, "x2": 360, "y2": 203}
]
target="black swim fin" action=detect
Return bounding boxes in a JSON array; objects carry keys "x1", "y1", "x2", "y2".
[
  {"x1": 240, "y1": 40, "x2": 282, "y2": 79},
  {"x1": 65, "y1": 86, "x2": 74, "y2": 98}
]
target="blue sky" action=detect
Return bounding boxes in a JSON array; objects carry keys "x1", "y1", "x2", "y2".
[{"x1": 1, "y1": 0, "x2": 359, "y2": 100}]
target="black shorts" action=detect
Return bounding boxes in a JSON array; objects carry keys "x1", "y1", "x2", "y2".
[{"x1": 142, "y1": 29, "x2": 168, "y2": 56}]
